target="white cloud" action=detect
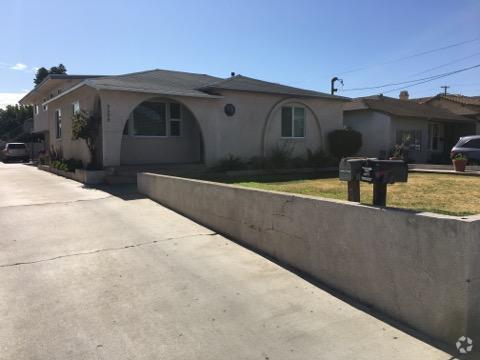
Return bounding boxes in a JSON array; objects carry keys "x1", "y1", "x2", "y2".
[
  {"x1": 0, "y1": 92, "x2": 28, "y2": 109},
  {"x1": 10, "y1": 63, "x2": 28, "y2": 71}
]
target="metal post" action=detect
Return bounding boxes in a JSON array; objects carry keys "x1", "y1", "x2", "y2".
[
  {"x1": 347, "y1": 180, "x2": 360, "y2": 202},
  {"x1": 373, "y1": 183, "x2": 387, "y2": 206}
]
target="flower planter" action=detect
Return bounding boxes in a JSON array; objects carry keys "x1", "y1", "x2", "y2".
[
  {"x1": 452, "y1": 159, "x2": 467, "y2": 172},
  {"x1": 74, "y1": 169, "x2": 106, "y2": 185},
  {"x1": 38, "y1": 164, "x2": 106, "y2": 184}
]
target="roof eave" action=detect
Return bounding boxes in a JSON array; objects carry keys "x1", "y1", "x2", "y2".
[{"x1": 201, "y1": 86, "x2": 350, "y2": 101}]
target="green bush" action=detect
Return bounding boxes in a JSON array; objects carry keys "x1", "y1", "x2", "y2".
[
  {"x1": 327, "y1": 128, "x2": 362, "y2": 158},
  {"x1": 51, "y1": 158, "x2": 84, "y2": 172},
  {"x1": 267, "y1": 143, "x2": 293, "y2": 169},
  {"x1": 212, "y1": 155, "x2": 246, "y2": 172},
  {"x1": 306, "y1": 149, "x2": 337, "y2": 168}
]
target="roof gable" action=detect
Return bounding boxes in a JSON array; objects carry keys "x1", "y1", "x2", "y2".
[{"x1": 346, "y1": 95, "x2": 472, "y2": 121}]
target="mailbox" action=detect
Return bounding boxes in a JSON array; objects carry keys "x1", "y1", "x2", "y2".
[
  {"x1": 339, "y1": 157, "x2": 367, "y2": 181},
  {"x1": 360, "y1": 159, "x2": 408, "y2": 184},
  {"x1": 339, "y1": 157, "x2": 408, "y2": 206}
]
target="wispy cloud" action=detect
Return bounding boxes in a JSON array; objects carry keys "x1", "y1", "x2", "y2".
[
  {"x1": 10, "y1": 63, "x2": 28, "y2": 71},
  {"x1": 0, "y1": 92, "x2": 28, "y2": 109}
]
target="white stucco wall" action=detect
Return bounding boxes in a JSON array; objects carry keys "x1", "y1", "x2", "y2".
[
  {"x1": 344, "y1": 110, "x2": 391, "y2": 157},
  {"x1": 99, "y1": 89, "x2": 345, "y2": 167},
  {"x1": 46, "y1": 86, "x2": 98, "y2": 165}
]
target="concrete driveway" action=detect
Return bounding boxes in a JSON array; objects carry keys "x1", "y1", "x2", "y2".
[{"x1": 0, "y1": 163, "x2": 456, "y2": 360}]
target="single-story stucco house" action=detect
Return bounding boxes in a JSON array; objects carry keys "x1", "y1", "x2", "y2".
[
  {"x1": 416, "y1": 93, "x2": 480, "y2": 123},
  {"x1": 19, "y1": 69, "x2": 349, "y2": 169},
  {"x1": 344, "y1": 92, "x2": 479, "y2": 163}
]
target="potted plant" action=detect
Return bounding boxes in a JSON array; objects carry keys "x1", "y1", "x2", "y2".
[{"x1": 452, "y1": 153, "x2": 467, "y2": 172}]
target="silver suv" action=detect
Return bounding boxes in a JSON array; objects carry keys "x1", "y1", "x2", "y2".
[
  {"x1": 451, "y1": 135, "x2": 480, "y2": 164},
  {"x1": 1, "y1": 143, "x2": 29, "y2": 163}
]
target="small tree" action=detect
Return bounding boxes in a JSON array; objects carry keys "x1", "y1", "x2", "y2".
[{"x1": 71, "y1": 110, "x2": 100, "y2": 169}]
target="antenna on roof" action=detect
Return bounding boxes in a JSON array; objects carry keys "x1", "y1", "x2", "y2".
[
  {"x1": 441, "y1": 85, "x2": 450, "y2": 95},
  {"x1": 331, "y1": 77, "x2": 343, "y2": 95}
]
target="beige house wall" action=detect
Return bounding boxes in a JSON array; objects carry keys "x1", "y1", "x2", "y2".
[
  {"x1": 31, "y1": 79, "x2": 86, "y2": 133},
  {"x1": 46, "y1": 86, "x2": 99, "y2": 165},
  {"x1": 344, "y1": 110, "x2": 391, "y2": 158},
  {"x1": 99, "y1": 89, "x2": 344, "y2": 167}
]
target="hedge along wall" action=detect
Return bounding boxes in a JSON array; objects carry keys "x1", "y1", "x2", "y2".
[{"x1": 138, "y1": 173, "x2": 480, "y2": 353}]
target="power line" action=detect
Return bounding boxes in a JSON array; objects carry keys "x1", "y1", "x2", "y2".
[
  {"x1": 381, "y1": 64, "x2": 480, "y2": 94},
  {"x1": 340, "y1": 63, "x2": 480, "y2": 92},
  {"x1": 409, "y1": 52, "x2": 480, "y2": 76},
  {"x1": 337, "y1": 37, "x2": 479, "y2": 75}
]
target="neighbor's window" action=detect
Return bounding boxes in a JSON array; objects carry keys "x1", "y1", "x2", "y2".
[
  {"x1": 72, "y1": 101, "x2": 80, "y2": 115},
  {"x1": 55, "y1": 109, "x2": 62, "y2": 139},
  {"x1": 169, "y1": 102, "x2": 181, "y2": 136},
  {"x1": 428, "y1": 123, "x2": 440, "y2": 151},
  {"x1": 396, "y1": 129, "x2": 421, "y2": 151},
  {"x1": 281, "y1": 106, "x2": 305, "y2": 138},
  {"x1": 34, "y1": 105, "x2": 39, "y2": 115},
  {"x1": 133, "y1": 101, "x2": 167, "y2": 136}
]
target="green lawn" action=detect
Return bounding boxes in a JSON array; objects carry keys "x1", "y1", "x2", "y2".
[{"x1": 208, "y1": 172, "x2": 479, "y2": 216}]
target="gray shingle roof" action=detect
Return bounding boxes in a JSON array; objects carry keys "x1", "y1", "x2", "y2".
[
  {"x1": 201, "y1": 75, "x2": 349, "y2": 100},
  {"x1": 86, "y1": 69, "x2": 223, "y2": 98},
  {"x1": 345, "y1": 95, "x2": 472, "y2": 121}
]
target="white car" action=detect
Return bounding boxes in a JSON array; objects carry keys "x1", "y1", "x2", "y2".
[{"x1": 1, "y1": 143, "x2": 29, "y2": 163}]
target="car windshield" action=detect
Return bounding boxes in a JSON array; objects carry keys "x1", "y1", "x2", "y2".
[{"x1": 7, "y1": 144, "x2": 26, "y2": 149}]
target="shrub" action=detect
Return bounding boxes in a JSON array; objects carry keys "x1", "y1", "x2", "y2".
[
  {"x1": 306, "y1": 148, "x2": 337, "y2": 168},
  {"x1": 50, "y1": 158, "x2": 83, "y2": 172},
  {"x1": 267, "y1": 143, "x2": 293, "y2": 169},
  {"x1": 72, "y1": 110, "x2": 101, "y2": 169},
  {"x1": 248, "y1": 156, "x2": 268, "y2": 170},
  {"x1": 212, "y1": 155, "x2": 246, "y2": 172},
  {"x1": 327, "y1": 128, "x2": 362, "y2": 158}
]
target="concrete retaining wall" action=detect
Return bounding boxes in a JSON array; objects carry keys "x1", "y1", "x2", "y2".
[
  {"x1": 138, "y1": 173, "x2": 480, "y2": 351},
  {"x1": 38, "y1": 165, "x2": 106, "y2": 185}
]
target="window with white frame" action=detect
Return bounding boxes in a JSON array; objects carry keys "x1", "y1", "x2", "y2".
[
  {"x1": 72, "y1": 101, "x2": 80, "y2": 115},
  {"x1": 169, "y1": 102, "x2": 182, "y2": 136},
  {"x1": 131, "y1": 101, "x2": 182, "y2": 137},
  {"x1": 281, "y1": 106, "x2": 305, "y2": 138},
  {"x1": 55, "y1": 109, "x2": 62, "y2": 139},
  {"x1": 34, "y1": 105, "x2": 39, "y2": 115},
  {"x1": 43, "y1": 98, "x2": 48, "y2": 111}
]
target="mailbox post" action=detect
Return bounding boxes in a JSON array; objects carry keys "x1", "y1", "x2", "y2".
[
  {"x1": 339, "y1": 158, "x2": 408, "y2": 206},
  {"x1": 339, "y1": 158, "x2": 365, "y2": 202}
]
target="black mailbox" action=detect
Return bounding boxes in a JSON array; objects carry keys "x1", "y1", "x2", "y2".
[
  {"x1": 339, "y1": 157, "x2": 367, "y2": 181},
  {"x1": 339, "y1": 157, "x2": 408, "y2": 206},
  {"x1": 360, "y1": 159, "x2": 408, "y2": 184}
]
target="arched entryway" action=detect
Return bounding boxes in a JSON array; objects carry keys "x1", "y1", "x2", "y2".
[{"x1": 120, "y1": 97, "x2": 204, "y2": 165}]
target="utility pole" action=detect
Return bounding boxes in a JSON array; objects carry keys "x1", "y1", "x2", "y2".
[
  {"x1": 331, "y1": 77, "x2": 344, "y2": 95},
  {"x1": 441, "y1": 85, "x2": 450, "y2": 95}
]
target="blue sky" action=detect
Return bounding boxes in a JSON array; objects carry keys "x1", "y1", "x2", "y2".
[{"x1": 1, "y1": 0, "x2": 479, "y2": 107}]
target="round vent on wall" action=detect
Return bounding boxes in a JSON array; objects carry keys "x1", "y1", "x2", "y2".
[{"x1": 224, "y1": 104, "x2": 236, "y2": 117}]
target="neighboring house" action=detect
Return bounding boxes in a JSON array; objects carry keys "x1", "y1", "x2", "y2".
[
  {"x1": 416, "y1": 94, "x2": 480, "y2": 132},
  {"x1": 344, "y1": 92, "x2": 478, "y2": 163},
  {"x1": 20, "y1": 69, "x2": 348, "y2": 168}
]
